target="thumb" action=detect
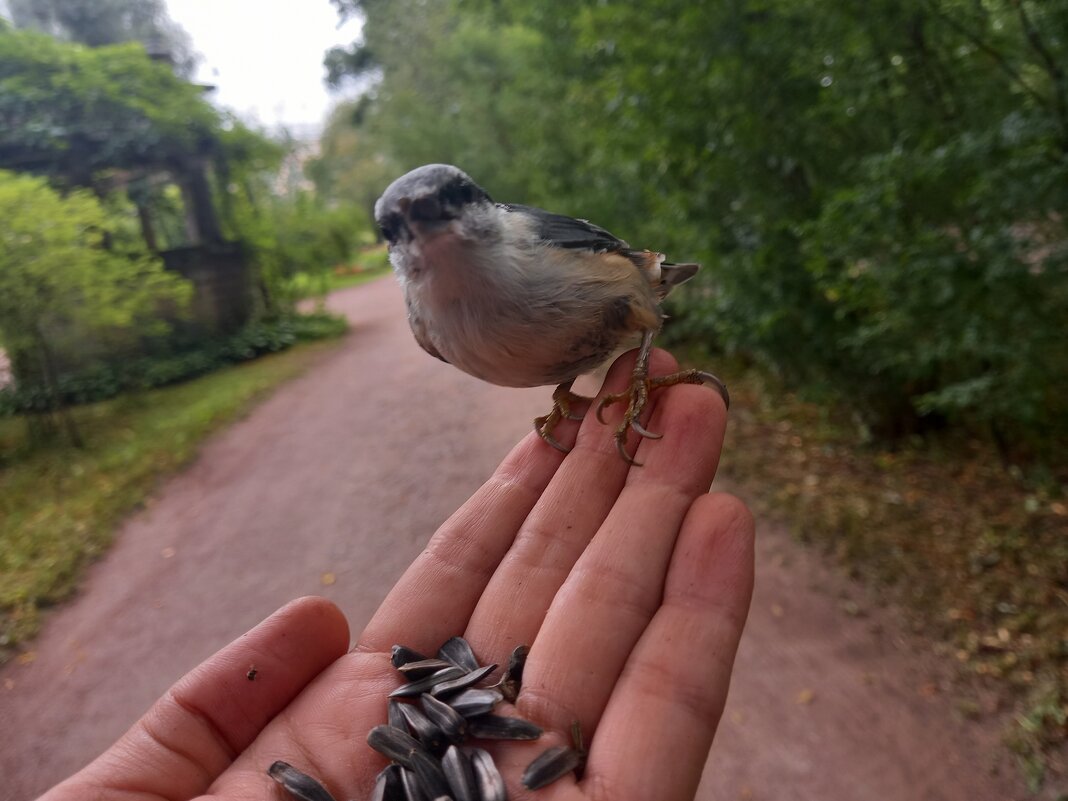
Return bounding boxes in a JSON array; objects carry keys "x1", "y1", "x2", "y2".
[{"x1": 40, "y1": 597, "x2": 349, "y2": 801}]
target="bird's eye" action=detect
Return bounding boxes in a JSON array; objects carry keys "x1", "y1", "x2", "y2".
[{"x1": 378, "y1": 213, "x2": 402, "y2": 244}]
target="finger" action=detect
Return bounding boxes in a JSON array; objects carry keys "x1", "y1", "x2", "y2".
[
  {"x1": 517, "y1": 381, "x2": 728, "y2": 736},
  {"x1": 354, "y1": 417, "x2": 574, "y2": 657},
  {"x1": 40, "y1": 597, "x2": 349, "y2": 801},
  {"x1": 462, "y1": 348, "x2": 680, "y2": 666},
  {"x1": 584, "y1": 493, "x2": 755, "y2": 801}
]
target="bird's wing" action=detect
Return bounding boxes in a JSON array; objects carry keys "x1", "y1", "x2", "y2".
[
  {"x1": 501, "y1": 202, "x2": 700, "y2": 299},
  {"x1": 499, "y1": 203, "x2": 630, "y2": 252}
]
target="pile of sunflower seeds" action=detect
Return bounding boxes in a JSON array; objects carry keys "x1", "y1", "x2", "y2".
[{"x1": 268, "y1": 636, "x2": 585, "y2": 801}]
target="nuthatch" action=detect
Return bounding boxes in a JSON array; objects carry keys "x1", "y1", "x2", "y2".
[{"x1": 374, "y1": 164, "x2": 728, "y2": 464}]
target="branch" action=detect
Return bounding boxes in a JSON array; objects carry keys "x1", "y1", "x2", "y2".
[
  {"x1": 922, "y1": 0, "x2": 1050, "y2": 110},
  {"x1": 1011, "y1": 0, "x2": 1068, "y2": 144}
]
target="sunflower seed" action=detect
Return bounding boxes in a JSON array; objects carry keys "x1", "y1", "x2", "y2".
[
  {"x1": 391, "y1": 645, "x2": 430, "y2": 669},
  {"x1": 400, "y1": 767, "x2": 428, "y2": 801},
  {"x1": 409, "y1": 748, "x2": 452, "y2": 799},
  {"x1": 267, "y1": 761, "x2": 338, "y2": 801},
  {"x1": 390, "y1": 666, "x2": 467, "y2": 698},
  {"x1": 388, "y1": 699, "x2": 408, "y2": 732},
  {"x1": 397, "y1": 658, "x2": 457, "y2": 679},
  {"x1": 469, "y1": 747, "x2": 508, "y2": 801},
  {"x1": 437, "y1": 636, "x2": 480, "y2": 671},
  {"x1": 398, "y1": 700, "x2": 447, "y2": 754},
  {"x1": 428, "y1": 664, "x2": 498, "y2": 697},
  {"x1": 367, "y1": 724, "x2": 425, "y2": 766},
  {"x1": 498, "y1": 645, "x2": 528, "y2": 703},
  {"x1": 430, "y1": 797, "x2": 454, "y2": 801},
  {"x1": 466, "y1": 713, "x2": 543, "y2": 741},
  {"x1": 372, "y1": 764, "x2": 405, "y2": 801},
  {"x1": 446, "y1": 687, "x2": 503, "y2": 718},
  {"x1": 420, "y1": 692, "x2": 467, "y2": 742},
  {"x1": 441, "y1": 745, "x2": 477, "y2": 801},
  {"x1": 521, "y1": 745, "x2": 584, "y2": 790}
]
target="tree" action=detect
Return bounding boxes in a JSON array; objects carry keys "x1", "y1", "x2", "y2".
[
  {"x1": 306, "y1": 101, "x2": 397, "y2": 230},
  {"x1": 326, "y1": 0, "x2": 1068, "y2": 455},
  {"x1": 0, "y1": 29, "x2": 217, "y2": 187},
  {"x1": 0, "y1": 170, "x2": 190, "y2": 442},
  {"x1": 2, "y1": 0, "x2": 196, "y2": 75}
]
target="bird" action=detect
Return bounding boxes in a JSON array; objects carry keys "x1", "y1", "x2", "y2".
[{"x1": 374, "y1": 163, "x2": 728, "y2": 464}]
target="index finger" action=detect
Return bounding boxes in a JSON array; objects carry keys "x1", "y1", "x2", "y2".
[{"x1": 354, "y1": 418, "x2": 576, "y2": 657}]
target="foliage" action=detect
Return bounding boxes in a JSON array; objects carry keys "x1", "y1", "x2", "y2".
[
  {"x1": 328, "y1": 0, "x2": 1068, "y2": 460},
  {"x1": 216, "y1": 122, "x2": 373, "y2": 313},
  {"x1": 0, "y1": 312, "x2": 348, "y2": 417},
  {"x1": 0, "y1": 170, "x2": 190, "y2": 412},
  {"x1": 306, "y1": 101, "x2": 399, "y2": 229},
  {"x1": 3, "y1": 0, "x2": 196, "y2": 75},
  {"x1": 0, "y1": 29, "x2": 219, "y2": 185},
  {"x1": 0, "y1": 337, "x2": 343, "y2": 662}
]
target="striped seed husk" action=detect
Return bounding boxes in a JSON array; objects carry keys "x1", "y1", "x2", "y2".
[
  {"x1": 267, "y1": 760, "x2": 338, "y2": 801},
  {"x1": 390, "y1": 666, "x2": 467, "y2": 698},
  {"x1": 521, "y1": 745, "x2": 584, "y2": 790},
  {"x1": 469, "y1": 747, "x2": 508, "y2": 801},
  {"x1": 437, "y1": 636, "x2": 480, "y2": 671},
  {"x1": 441, "y1": 745, "x2": 478, "y2": 801}
]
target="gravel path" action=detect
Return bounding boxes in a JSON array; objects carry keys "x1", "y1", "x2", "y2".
[{"x1": 0, "y1": 277, "x2": 1024, "y2": 800}]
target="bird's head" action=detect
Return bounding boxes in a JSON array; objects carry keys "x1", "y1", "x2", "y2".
[{"x1": 374, "y1": 164, "x2": 496, "y2": 278}]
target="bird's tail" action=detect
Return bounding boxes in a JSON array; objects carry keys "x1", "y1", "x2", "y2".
[{"x1": 656, "y1": 261, "x2": 700, "y2": 299}]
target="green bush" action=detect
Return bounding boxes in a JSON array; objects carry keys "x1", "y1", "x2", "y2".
[
  {"x1": 0, "y1": 313, "x2": 347, "y2": 416},
  {"x1": 0, "y1": 171, "x2": 191, "y2": 414}
]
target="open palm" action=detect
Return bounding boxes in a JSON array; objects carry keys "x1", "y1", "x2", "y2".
[{"x1": 41, "y1": 349, "x2": 754, "y2": 801}]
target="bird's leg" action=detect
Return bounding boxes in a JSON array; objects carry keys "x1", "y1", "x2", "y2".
[
  {"x1": 596, "y1": 330, "x2": 731, "y2": 465},
  {"x1": 534, "y1": 380, "x2": 595, "y2": 453}
]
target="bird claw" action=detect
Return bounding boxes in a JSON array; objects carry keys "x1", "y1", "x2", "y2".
[
  {"x1": 596, "y1": 368, "x2": 729, "y2": 465},
  {"x1": 534, "y1": 383, "x2": 593, "y2": 453},
  {"x1": 596, "y1": 380, "x2": 655, "y2": 466},
  {"x1": 534, "y1": 413, "x2": 571, "y2": 453}
]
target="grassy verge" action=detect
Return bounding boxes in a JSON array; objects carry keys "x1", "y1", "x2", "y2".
[
  {"x1": 695, "y1": 348, "x2": 1068, "y2": 789},
  {"x1": 0, "y1": 337, "x2": 343, "y2": 663},
  {"x1": 325, "y1": 264, "x2": 392, "y2": 292},
  {"x1": 288, "y1": 245, "x2": 392, "y2": 300}
]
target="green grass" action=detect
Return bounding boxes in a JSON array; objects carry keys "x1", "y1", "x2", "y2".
[
  {"x1": 289, "y1": 245, "x2": 392, "y2": 300},
  {"x1": 0, "y1": 338, "x2": 342, "y2": 662},
  {"x1": 324, "y1": 265, "x2": 391, "y2": 292}
]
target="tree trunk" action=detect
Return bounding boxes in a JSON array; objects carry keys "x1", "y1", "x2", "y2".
[{"x1": 178, "y1": 159, "x2": 224, "y2": 245}]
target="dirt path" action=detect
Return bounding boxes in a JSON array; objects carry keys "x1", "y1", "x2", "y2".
[{"x1": 0, "y1": 277, "x2": 1024, "y2": 800}]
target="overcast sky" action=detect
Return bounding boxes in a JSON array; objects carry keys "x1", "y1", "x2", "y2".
[{"x1": 165, "y1": 0, "x2": 362, "y2": 137}]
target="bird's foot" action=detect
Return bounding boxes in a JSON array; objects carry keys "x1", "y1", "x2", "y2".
[
  {"x1": 596, "y1": 369, "x2": 730, "y2": 465},
  {"x1": 534, "y1": 381, "x2": 594, "y2": 453}
]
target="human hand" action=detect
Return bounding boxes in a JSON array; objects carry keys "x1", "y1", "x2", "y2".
[{"x1": 41, "y1": 349, "x2": 754, "y2": 801}]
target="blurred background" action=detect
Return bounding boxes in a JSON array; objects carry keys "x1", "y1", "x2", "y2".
[{"x1": 0, "y1": 0, "x2": 1065, "y2": 798}]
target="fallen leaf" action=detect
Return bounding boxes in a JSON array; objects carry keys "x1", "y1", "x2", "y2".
[
  {"x1": 161, "y1": 547, "x2": 176, "y2": 559},
  {"x1": 796, "y1": 688, "x2": 815, "y2": 705},
  {"x1": 919, "y1": 682, "x2": 938, "y2": 698},
  {"x1": 730, "y1": 710, "x2": 745, "y2": 725},
  {"x1": 17, "y1": 651, "x2": 36, "y2": 665},
  {"x1": 3, "y1": 678, "x2": 14, "y2": 690},
  {"x1": 320, "y1": 572, "x2": 336, "y2": 586},
  {"x1": 770, "y1": 603, "x2": 785, "y2": 618}
]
